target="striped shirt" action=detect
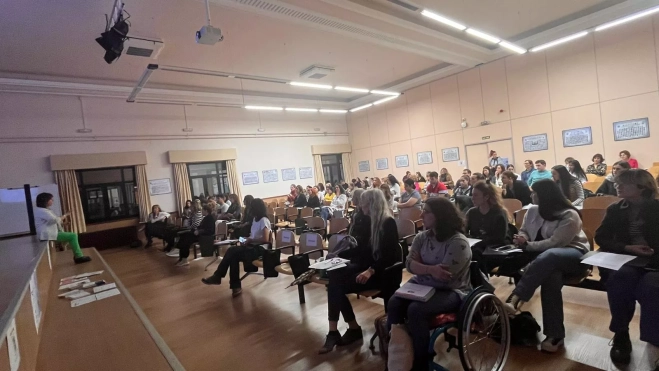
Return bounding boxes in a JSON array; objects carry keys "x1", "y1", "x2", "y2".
[{"x1": 190, "y1": 211, "x2": 203, "y2": 228}]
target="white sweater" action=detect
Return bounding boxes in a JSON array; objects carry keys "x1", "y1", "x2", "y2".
[
  {"x1": 518, "y1": 205, "x2": 590, "y2": 253},
  {"x1": 34, "y1": 207, "x2": 62, "y2": 241}
]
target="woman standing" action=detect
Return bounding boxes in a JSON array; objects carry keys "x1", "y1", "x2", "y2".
[
  {"x1": 595, "y1": 169, "x2": 659, "y2": 365},
  {"x1": 319, "y1": 189, "x2": 400, "y2": 353},
  {"x1": 387, "y1": 197, "x2": 472, "y2": 370},
  {"x1": 439, "y1": 168, "x2": 454, "y2": 189},
  {"x1": 489, "y1": 150, "x2": 502, "y2": 168},
  {"x1": 507, "y1": 179, "x2": 590, "y2": 353},
  {"x1": 551, "y1": 165, "x2": 585, "y2": 206},
  {"x1": 34, "y1": 193, "x2": 91, "y2": 264},
  {"x1": 586, "y1": 154, "x2": 607, "y2": 176}
]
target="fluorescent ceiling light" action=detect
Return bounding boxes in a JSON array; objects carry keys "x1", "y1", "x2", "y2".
[
  {"x1": 466, "y1": 28, "x2": 500, "y2": 44},
  {"x1": 319, "y1": 109, "x2": 348, "y2": 113},
  {"x1": 350, "y1": 103, "x2": 373, "y2": 112},
  {"x1": 373, "y1": 96, "x2": 399, "y2": 105},
  {"x1": 498, "y1": 41, "x2": 527, "y2": 54},
  {"x1": 245, "y1": 106, "x2": 283, "y2": 111},
  {"x1": 289, "y1": 81, "x2": 333, "y2": 89},
  {"x1": 530, "y1": 31, "x2": 588, "y2": 52},
  {"x1": 421, "y1": 9, "x2": 466, "y2": 31},
  {"x1": 285, "y1": 108, "x2": 318, "y2": 112},
  {"x1": 334, "y1": 86, "x2": 370, "y2": 93},
  {"x1": 596, "y1": 6, "x2": 659, "y2": 32},
  {"x1": 370, "y1": 90, "x2": 400, "y2": 96}
]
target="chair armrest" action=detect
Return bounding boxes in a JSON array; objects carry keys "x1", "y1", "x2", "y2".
[
  {"x1": 274, "y1": 244, "x2": 296, "y2": 254},
  {"x1": 384, "y1": 262, "x2": 404, "y2": 272},
  {"x1": 399, "y1": 234, "x2": 416, "y2": 241},
  {"x1": 336, "y1": 228, "x2": 347, "y2": 234},
  {"x1": 299, "y1": 248, "x2": 325, "y2": 256}
]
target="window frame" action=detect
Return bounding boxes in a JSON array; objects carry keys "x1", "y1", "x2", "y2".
[
  {"x1": 76, "y1": 166, "x2": 139, "y2": 224},
  {"x1": 187, "y1": 161, "x2": 230, "y2": 198}
]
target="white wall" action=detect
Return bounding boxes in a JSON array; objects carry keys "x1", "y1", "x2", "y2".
[{"x1": 0, "y1": 93, "x2": 349, "y2": 212}]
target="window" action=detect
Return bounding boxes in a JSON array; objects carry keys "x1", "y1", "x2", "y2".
[
  {"x1": 321, "y1": 154, "x2": 344, "y2": 184},
  {"x1": 188, "y1": 161, "x2": 230, "y2": 198},
  {"x1": 76, "y1": 167, "x2": 139, "y2": 224}
]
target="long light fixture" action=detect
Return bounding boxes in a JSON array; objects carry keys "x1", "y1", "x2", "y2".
[
  {"x1": 466, "y1": 28, "x2": 500, "y2": 44},
  {"x1": 370, "y1": 90, "x2": 400, "y2": 96},
  {"x1": 334, "y1": 86, "x2": 370, "y2": 93},
  {"x1": 285, "y1": 107, "x2": 318, "y2": 112},
  {"x1": 289, "y1": 81, "x2": 333, "y2": 89},
  {"x1": 421, "y1": 9, "x2": 466, "y2": 31},
  {"x1": 319, "y1": 109, "x2": 348, "y2": 113},
  {"x1": 596, "y1": 5, "x2": 659, "y2": 31},
  {"x1": 350, "y1": 103, "x2": 373, "y2": 112},
  {"x1": 499, "y1": 41, "x2": 527, "y2": 54},
  {"x1": 530, "y1": 31, "x2": 588, "y2": 52},
  {"x1": 245, "y1": 106, "x2": 283, "y2": 111},
  {"x1": 373, "y1": 96, "x2": 399, "y2": 105}
]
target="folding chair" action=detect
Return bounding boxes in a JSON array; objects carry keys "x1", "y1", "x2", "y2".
[
  {"x1": 299, "y1": 207, "x2": 314, "y2": 219},
  {"x1": 305, "y1": 217, "x2": 326, "y2": 239},
  {"x1": 298, "y1": 232, "x2": 325, "y2": 260},
  {"x1": 395, "y1": 218, "x2": 416, "y2": 259},
  {"x1": 398, "y1": 207, "x2": 423, "y2": 231},
  {"x1": 502, "y1": 199, "x2": 522, "y2": 224},
  {"x1": 327, "y1": 218, "x2": 349, "y2": 240},
  {"x1": 275, "y1": 229, "x2": 297, "y2": 255},
  {"x1": 583, "y1": 196, "x2": 620, "y2": 209}
]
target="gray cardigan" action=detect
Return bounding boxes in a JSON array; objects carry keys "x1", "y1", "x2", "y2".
[{"x1": 518, "y1": 205, "x2": 590, "y2": 253}]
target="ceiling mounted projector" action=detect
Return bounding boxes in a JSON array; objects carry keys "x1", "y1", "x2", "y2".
[{"x1": 196, "y1": 0, "x2": 224, "y2": 45}]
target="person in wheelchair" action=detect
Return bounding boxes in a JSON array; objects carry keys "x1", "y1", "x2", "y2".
[
  {"x1": 506, "y1": 179, "x2": 590, "y2": 353},
  {"x1": 387, "y1": 197, "x2": 472, "y2": 371},
  {"x1": 319, "y1": 189, "x2": 400, "y2": 354}
]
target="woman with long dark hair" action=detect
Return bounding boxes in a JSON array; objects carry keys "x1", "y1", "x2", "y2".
[
  {"x1": 202, "y1": 198, "x2": 271, "y2": 297},
  {"x1": 231, "y1": 195, "x2": 254, "y2": 239},
  {"x1": 551, "y1": 165, "x2": 585, "y2": 206},
  {"x1": 387, "y1": 174, "x2": 401, "y2": 200},
  {"x1": 507, "y1": 179, "x2": 590, "y2": 353},
  {"x1": 493, "y1": 164, "x2": 506, "y2": 188},
  {"x1": 293, "y1": 185, "x2": 308, "y2": 207},
  {"x1": 34, "y1": 193, "x2": 91, "y2": 264},
  {"x1": 482, "y1": 166, "x2": 494, "y2": 184},
  {"x1": 465, "y1": 181, "x2": 509, "y2": 249},
  {"x1": 568, "y1": 160, "x2": 588, "y2": 183},
  {"x1": 387, "y1": 197, "x2": 472, "y2": 369},
  {"x1": 596, "y1": 161, "x2": 631, "y2": 196}
]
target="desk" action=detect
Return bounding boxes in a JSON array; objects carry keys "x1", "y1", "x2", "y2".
[{"x1": 36, "y1": 248, "x2": 181, "y2": 371}]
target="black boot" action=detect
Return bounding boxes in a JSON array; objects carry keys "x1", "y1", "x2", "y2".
[
  {"x1": 74, "y1": 256, "x2": 92, "y2": 264},
  {"x1": 201, "y1": 276, "x2": 222, "y2": 285},
  {"x1": 610, "y1": 331, "x2": 632, "y2": 365},
  {"x1": 339, "y1": 327, "x2": 363, "y2": 346},
  {"x1": 318, "y1": 331, "x2": 342, "y2": 354}
]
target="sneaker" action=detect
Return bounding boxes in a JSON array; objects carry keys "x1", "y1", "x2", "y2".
[
  {"x1": 166, "y1": 248, "x2": 180, "y2": 257},
  {"x1": 318, "y1": 331, "x2": 342, "y2": 354},
  {"x1": 232, "y1": 288, "x2": 242, "y2": 297},
  {"x1": 201, "y1": 276, "x2": 222, "y2": 285},
  {"x1": 541, "y1": 337, "x2": 564, "y2": 353},
  {"x1": 339, "y1": 327, "x2": 363, "y2": 346},
  {"x1": 609, "y1": 331, "x2": 632, "y2": 365},
  {"x1": 175, "y1": 259, "x2": 189, "y2": 267},
  {"x1": 73, "y1": 256, "x2": 92, "y2": 264}
]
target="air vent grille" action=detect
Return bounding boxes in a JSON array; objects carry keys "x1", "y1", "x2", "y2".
[{"x1": 126, "y1": 47, "x2": 154, "y2": 58}]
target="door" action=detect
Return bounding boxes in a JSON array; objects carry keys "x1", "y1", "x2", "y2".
[
  {"x1": 465, "y1": 144, "x2": 488, "y2": 171},
  {"x1": 321, "y1": 154, "x2": 344, "y2": 184},
  {"x1": 487, "y1": 140, "x2": 514, "y2": 168}
]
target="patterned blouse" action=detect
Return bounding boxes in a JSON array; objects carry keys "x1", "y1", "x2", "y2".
[{"x1": 586, "y1": 163, "x2": 607, "y2": 176}]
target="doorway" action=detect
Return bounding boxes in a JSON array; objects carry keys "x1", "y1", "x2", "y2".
[
  {"x1": 321, "y1": 154, "x2": 344, "y2": 184},
  {"x1": 465, "y1": 139, "x2": 514, "y2": 171}
]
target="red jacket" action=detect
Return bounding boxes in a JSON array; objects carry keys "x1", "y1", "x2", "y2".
[
  {"x1": 426, "y1": 181, "x2": 448, "y2": 195},
  {"x1": 627, "y1": 158, "x2": 639, "y2": 169}
]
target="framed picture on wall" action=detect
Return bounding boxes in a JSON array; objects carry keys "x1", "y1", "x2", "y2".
[
  {"x1": 262, "y1": 169, "x2": 278, "y2": 183},
  {"x1": 281, "y1": 168, "x2": 296, "y2": 181},
  {"x1": 148, "y1": 178, "x2": 172, "y2": 196},
  {"x1": 562, "y1": 127, "x2": 592, "y2": 147},
  {"x1": 417, "y1": 151, "x2": 433, "y2": 165},
  {"x1": 376, "y1": 158, "x2": 388, "y2": 170},
  {"x1": 299, "y1": 167, "x2": 313, "y2": 179},
  {"x1": 522, "y1": 134, "x2": 548, "y2": 152},
  {"x1": 441, "y1": 147, "x2": 460, "y2": 162},
  {"x1": 242, "y1": 171, "x2": 259, "y2": 185},
  {"x1": 613, "y1": 118, "x2": 650, "y2": 141},
  {"x1": 358, "y1": 160, "x2": 370, "y2": 172},
  {"x1": 395, "y1": 155, "x2": 409, "y2": 168}
]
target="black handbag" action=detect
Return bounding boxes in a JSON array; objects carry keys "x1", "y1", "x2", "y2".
[{"x1": 262, "y1": 249, "x2": 281, "y2": 278}]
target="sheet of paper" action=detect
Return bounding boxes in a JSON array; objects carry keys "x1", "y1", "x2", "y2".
[
  {"x1": 93, "y1": 283, "x2": 117, "y2": 293},
  {"x1": 71, "y1": 294, "x2": 97, "y2": 308},
  {"x1": 59, "y1": 279, "x2": 90, "y2": 291},
  {"x1": 67, "y1": 291, "x2": 91, "y2": 300},
  {"x1": 309, "y1": 258, "x2": 350, "y2": 270},
  {"x1": 82, "y1": 280, "x2": 106, "y2": 289},
  {"x1": 281, "y1": 233, "x2": 292, "y2": 243},
  {"x1": 74, "y1": 270, "x2": 104, "y2": 279},
  {"x1": 60, "y1": 276, "x2": 89, "y2": 285},
  {"x1": 326, "y1": 263, "x2": 347, "y2": 271},
  {"x1": 7, "y1": 318, "x2": 20, "y2": 371},
  {"x1": 95, "y1": 288, "x2": 121, "y2": 301},
  {"x1": 29, "y1": 271, "x2": 42, "y2": 332},
  {"x1": 467, "y1": 238, "x2": 482, "y2": 247},
  {"x1": 59, "y1": 289, "x2": 82, "y2": 298},
  {"x1": 306, "y1": 233, "x2": 318, "y2": 246},
  {"x1": 582, "y1": 252, "x2": 637, "y2": 271}
]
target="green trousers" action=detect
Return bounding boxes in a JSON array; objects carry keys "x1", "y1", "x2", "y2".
[{"x1": 56, "y1": 232, "x2": 83, "y2": 258}]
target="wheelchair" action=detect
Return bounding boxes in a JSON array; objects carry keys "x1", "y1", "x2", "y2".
[{"x1": 428, "y1": 262, "x2": 511, "y2": 371}]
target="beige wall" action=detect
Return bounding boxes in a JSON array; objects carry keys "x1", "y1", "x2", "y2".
[{"x1": 349, "y1": 17, "x2": 659, "y2": 180}]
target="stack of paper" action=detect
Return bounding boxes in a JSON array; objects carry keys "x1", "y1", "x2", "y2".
[
  {"x1": 394, "y1": 281, "x2": 436, "y2": 302},
  {"x1": 581, "y1": 252, "x2": 636, "y2": 271},
  {"x1": 309, "y1": 258, "x2": 350, "y2": 271}
]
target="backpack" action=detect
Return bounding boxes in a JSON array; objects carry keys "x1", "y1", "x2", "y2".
[
  {"x1": 509, "y1": 311, "x2": 541, "y2": 346},
  {"x1": 369, "y1": 314, "x2": 390, "y2": 364}
]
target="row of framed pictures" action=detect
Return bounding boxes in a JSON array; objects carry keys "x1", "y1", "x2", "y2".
[
  {"x1": 522, "y1": 118, "x2": 650, "y2": 152},
  {"x1": 242, "y1": 167, "x2": 313, "y2": 185},
  {"x1": 358, "y1": 147, "x2": 462, "y2": 172}
]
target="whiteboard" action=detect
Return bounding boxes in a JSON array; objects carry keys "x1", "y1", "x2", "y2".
[{"x1": 0, "y1": 184, "x2": 61, "y2": 237}]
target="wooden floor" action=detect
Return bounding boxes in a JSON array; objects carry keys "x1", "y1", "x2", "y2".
[{"x1": 100, "y1": 246, "x2": 658, "y2": 371}]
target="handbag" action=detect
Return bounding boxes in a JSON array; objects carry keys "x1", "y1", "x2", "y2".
[
  {"x1": 262, "y1": 249, "x2": 281, "y2": 278},
  {"x1": 287, "y1": 253, "x2": 312, "y2": 278}
]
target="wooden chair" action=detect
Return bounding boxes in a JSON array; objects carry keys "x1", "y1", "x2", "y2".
[
  {"x1": 300, "y1": 207, "x2": 314, "y2": 219},
  {"x1": 581, "y1": 209, "x2": 607, "y2": 245},
  {"x1": 398, "y1": 207, "x2": 423, "y2": 231},
  {"x1": 583, "y1": 182, "x2": 603, "y2": 193},
  {"x1": 305, "y1": 217, "x2": 326, "y2": 238},
  {"x1": 328, "y1": 218, "x2": 350, "y2": 236},
  {"x1": 273, "y1": 207, "x2": 286, "y2": 223},
  {"x1": 514, "y1": 208, "x2": 527, "y2": 229},
  {"x1": 586, "y1": 174, "x2": 604, "y2": 182},
  {"x1": 299, "y1": 232, "x2": 325, "y2": 260},
  {"x1": 395, "y1": 219, "x2": 416, "y2": 258},
  {"x1": 328, "y1": 234, "x2": 347, "y2": 252},
  {"x1": 274, "y1": 229, "x2": 296, "y2": 255},
  {"x1": 285, "y1": 207, "x2": 298, "y2": 222},
  {"x1": 583, "y1": 196, "x2": 620, "y2": 209},
  {"x1": 267, "y1": 200, "x2": 278, "y2": 209},
  {"x1": 502, "y1": 199, "x2": 522, "y2": 224}
]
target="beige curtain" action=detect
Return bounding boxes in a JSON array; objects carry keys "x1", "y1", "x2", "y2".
[
  {"x1": 54, "y1": 170, "x2": 86, "y2": 234},
  {"x1": 135, "y1": 165, "x2": 151, "y2": 222},
  {"x1": 226, "y1": 160, "x2": 243, "y2": 204},
  {"x1": 313, "y1": 154, "x2": 325, "y2": 186},
  {"x1": 173, "y1": 163, "x2": 192, "y2": 213},
  {"x1": 341, "y1": 153, "x2": 354, "y2": 182}
]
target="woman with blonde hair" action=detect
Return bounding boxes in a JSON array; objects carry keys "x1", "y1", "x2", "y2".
[
  {"x1": 439, "y1": 168, "x2": 454, "y2": 189},
  {"x1": 379, "y1": 183, "x2": 395, "y2": 211}
]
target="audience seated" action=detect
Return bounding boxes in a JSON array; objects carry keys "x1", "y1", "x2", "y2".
[
  {"x1": 501, "y1": 171, "x2": 532, "y2": 205},
  {"x1": 453, "y1": 176, "x2": 471, "y2": 197},
  {"x1": 564, "y1": 157, "x2": 575, "y2": 167},
  {"x1": 416, "y1": 171, "x2": 426, "y2": 182},
  {"x1": 568, "y1": 160, "x2": 588, "y2": 183},
  {"x1": 202, "y1": 198, "x2": 271, "y2": 297},
  {"x1": 595, "y1": 169, "x2": 659, "y2": 365},
  {"x1": 587, "y1": 154, "x2": 607, "y2": 176},
  {"x1": 397, "y1": 179, "x2": 422, "y2": 210},
  {"x1": 380, "y1": 184, "x2": 395, "y2": 211},
  {"x1": 307, "y1": 187, "x2": 322, "y2": 208},
  {"x1": 217, "y1": 194, "x2": 241, "y2": 220},
  {"x1": 387, "y1": 197, "x2": 472, "y2": 370},
  {"x1": 402, "y1": 171, "x2": 412, "y2": 182},
  {"x1": 482, "y1": 166, "x2": 495, "y2": 184},
  {"x1": 520, "y1": 159, "x2": 535, "y2": 185},
  {"x1": 527, "y1": 160, "x2": 553, "y2": 186},
  {"x1": 145, "y1": 204, "x2": 170, "y2": 248},
  {"x1": 425, "y1": 171, "x2": 448, "y2": 197},
  {"x1": 323, "y1": 187, "x2": 335, "y2": 203},
  {"x1": 506, "y1": 164, "x2": 519, "y2": 177},
  {"x1": 387, "y1": 175, "x2": 401, "y2": 200},
  {"x1": 619, "y1": 150, "x2": 639, "y2": 169},
  {"x1": 287, "y1": 184, "x2": 298, "y2": 204},
  {"x1": 462, "y1": 168, "x2": 472, "y2": 177},
  {"x1": 321, "y1": 185, "x2": 347, "y2": 221},
  {"x1": 439, "y1": 168, "x2": 454, "y2": 189},
  {"x1": 293, "y1": 185, "x2": 308, "y2": 207},
  {"x1": 317, "y1": 183, "x2": 326, "y2": 199},
  {"x1": 231, "y1": 195, "x2": 254, "y2": 239},
  {"x1": 493, "y1": 164, "x2": 506, "y2": 188},
  {"x1": 181, "y1": 199, "x2": 192, "y2": 227},
  {"x1": 596, "y1": 161, "x2": 630, "y2": 196},
  {"x1": 174, "y1": 204, "x2": 216, "y2": 266},
  {"x1": 507, "y1": 179, "x2": 590, "y2": 353},
  {"x1": 552, "y1": 165, "x2": 585, "y2": 206},
  {"x1": 319, "y1": 189, "x2": 400, "y2": 354}
]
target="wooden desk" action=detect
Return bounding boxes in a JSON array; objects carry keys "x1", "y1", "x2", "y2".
[{"x1": 36, "y1": 248, "x2": 181, "y2": 371}]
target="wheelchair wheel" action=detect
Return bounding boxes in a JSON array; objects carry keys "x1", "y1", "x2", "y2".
[{"x1": 457, "y1": 291, "x2": 510, "y2": 371}]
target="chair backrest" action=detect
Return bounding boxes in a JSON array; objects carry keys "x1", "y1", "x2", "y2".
[
  {"x1": 266, "y1": 206, "x2": 274, "y2": 215},
  {"x1": 583, "y1": 182, "x2": 602, "y2": 193},
  {"x1": 501, "y1": 199, "x2": 523, "y2": 223},
  {"x1": 581, "y1": 208, "x2": 608, "y2": 244},
  {"x1": 329, "y1": 218, "x2": 350, "y2": 234},
  {"x1": 276, "y1": 229, "x2": 296, "y2": 252},
  {"x1": 514, "y1": 208, "x2": 527, "y2": 229},
  {"x1": 305, "y1": 216, "x2": 326, "y2": 232},
  {"x1": 268, "y1": 200, "x2": 278, "y2": 209},
  {"x1": 583, "y1": 196, "x2": 620, "y2": 209},
  {"x1": 215, "y1": 220, "x2": 227, "y2": 240},
  {"x1": 398, "y1": 207, "x2": 422, "y2": 222},
  {"x1": 273, "y1": 207, "x2": 285, "y2": 222},
  {"x1": 323, "y1": 200, "x2": 331, "y2": 206},
  {"x1": 583, "y1": 228, "x2": 595, "y2": 251},
  {"x1": 300, "y1": 207, "x2": 314, "y2": 218},
  {"x1": 286, "y1": 207, "x2": 298, "y2": 221},
  {"x1": 328, "y1": 233, "x2": 347, "y2": 252},
  {"x1": 299, "y1": 232, "x2": 324, "y2": 260},
  {"x1": 586, "y1": 173, "x2": 603, "y2": 182},
  {"x1": 395, "y1": 219, "x2": 415, "y2": 240}
]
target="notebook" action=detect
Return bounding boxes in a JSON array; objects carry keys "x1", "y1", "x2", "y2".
[{"x1": 394, "y1": 281, "x2": 436, "y2": 302}]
